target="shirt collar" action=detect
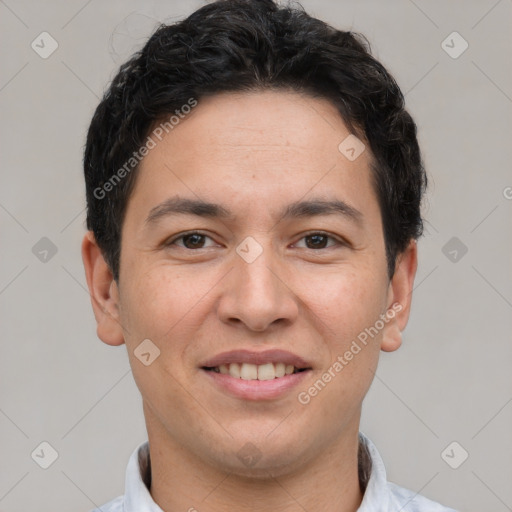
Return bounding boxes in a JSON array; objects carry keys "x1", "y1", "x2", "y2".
[
  {"x1": 124, "y1": 432, "x2": 390, "y2": 511},
  {"x1": 357, "y1": 432, "x2": 392, "y2": 510},
  {"x1": 124, "y1": 441, "x2": 163, "y2": 512}
]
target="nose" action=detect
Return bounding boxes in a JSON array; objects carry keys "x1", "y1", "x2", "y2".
[{"x1": 216, "y1": 242, "x2": 299, "y2": 332}]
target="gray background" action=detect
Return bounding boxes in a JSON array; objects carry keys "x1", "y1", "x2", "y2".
[{"x1": 1, "y1": 1, "x2": 511, "y2": 511}]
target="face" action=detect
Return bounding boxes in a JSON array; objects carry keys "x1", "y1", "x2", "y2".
[{"x1": 83, "y1": 90, "x2": 416, "y2": 477}]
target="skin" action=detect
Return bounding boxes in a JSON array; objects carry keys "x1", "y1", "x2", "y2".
[{"x1": 82, "y1": 90, "x2": 417, "y2": 512}]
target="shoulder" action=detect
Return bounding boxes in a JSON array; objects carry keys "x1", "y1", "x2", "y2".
[
  {"x1": 89, "y1": 495, "x2": 124, "y2": 512},
  {"x1": 387, "y1": 482, "x2": 458, "y2": 512}
]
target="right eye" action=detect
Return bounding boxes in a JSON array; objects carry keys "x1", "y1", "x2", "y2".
[{"x1": 165, "y1": 231, "x2": 218, "y2": 250}]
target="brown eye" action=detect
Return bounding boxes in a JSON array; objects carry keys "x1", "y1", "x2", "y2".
[
  {"x1": 304, "y1": 234, "x2": 329, "y2": 249},
  {"x1": 180, "y1": 233, "x2": 206, "y2": 249},
  {"x1": 294, "y1": 232, "x2": 340, "y2": 250},
  {"x1": 166, "y1": 231, "x2": 216, "y2": 250}
]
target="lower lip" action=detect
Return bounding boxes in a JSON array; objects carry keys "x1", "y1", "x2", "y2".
[{"x1": 202, "y1": 369, "x2": 311, "y2": 400}]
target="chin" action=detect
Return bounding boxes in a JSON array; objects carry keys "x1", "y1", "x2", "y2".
[{"x1": 207, "y1": 432, "x2": 315, "y2": 479}]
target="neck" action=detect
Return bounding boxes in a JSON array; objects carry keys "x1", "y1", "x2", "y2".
[{"x1": 145, "y1": 408, "x2": 364, "y2": 512}]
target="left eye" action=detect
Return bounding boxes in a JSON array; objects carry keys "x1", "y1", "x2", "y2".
[{"x1": 294, "y1": 233, "x2": 340, "y2": 249}]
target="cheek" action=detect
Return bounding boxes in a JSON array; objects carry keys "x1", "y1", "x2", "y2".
[
  {"x1": 300, "y1": 264, "x2": 388, "y2": 345},
  {"x1": 297, "y1": 269, "x2": 385, "y2": 423},
  {"x1": 118, "y1": 262, "x2": 224, "y2": 378},
  {"x1": 313, "y1": 267, "x2": 388, "y2": 404},
  {"x1": 119, "y1": 265, "x2": 188, "y2": 344},
  {"x1": 118, "y1": 268, "x2": 197, "y2": 401}
]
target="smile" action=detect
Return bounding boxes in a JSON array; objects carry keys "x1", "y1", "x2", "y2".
[
  {"x1": 204, "y1": 362, "x2": 307, "y2": 380},
  {"x1": 200, "y1": 349, "x2": 312, "y2": 400}
]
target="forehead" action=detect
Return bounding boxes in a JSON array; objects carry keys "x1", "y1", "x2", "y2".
[
  {"x1": 159, "y1": 90, "x2": 359, "y2": 163},
  {"x1": 127, "y1": 90, "x2": 378, "y2": 224}
]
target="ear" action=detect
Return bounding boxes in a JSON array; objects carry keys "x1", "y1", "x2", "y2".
[
  {"x1": 381, "y1": 240, "x2": 418, "y2": 353},
  {"x1": 81, "y1": 231, "x2": 125, "y2": 346}
]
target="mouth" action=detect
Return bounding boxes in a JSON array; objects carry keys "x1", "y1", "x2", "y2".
[
  {"x1": 203, "y1": 362, "x2": 308, "y2": 380},
  {"x1": 200, "y1": 349, "x2": 312, "y2": 400}
]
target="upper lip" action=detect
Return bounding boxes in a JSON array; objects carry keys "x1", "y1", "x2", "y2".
[{"x1": 201, "y1": 349, "x2": 311, "y2": 369}]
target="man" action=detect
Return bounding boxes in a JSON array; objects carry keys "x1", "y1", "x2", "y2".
[{"x1": 82, "y1": 1, "x2": 457, "y2": 510}]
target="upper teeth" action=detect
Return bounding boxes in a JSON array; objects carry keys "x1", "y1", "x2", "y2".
[{"x1": 215, "y1": 362, "x2": 297, "y2": 380}]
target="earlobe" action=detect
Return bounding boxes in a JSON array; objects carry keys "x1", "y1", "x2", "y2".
[
  {"x1": 81, "y1": 231, "x2": 125, "y2": 346},
  {"x1": 381, "y1": 240, "x2": 418, "y2": 353},
  {"x1": 380, "y1": 318, "x2": 403, "y2": 352}
]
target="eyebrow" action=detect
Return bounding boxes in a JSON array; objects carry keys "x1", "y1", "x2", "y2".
[
  {"x1": 145, "y1": 196, "x2": 363, "y2": 226},
  {"x1": 280, "y1": 198, "x2": 362, "y2": 224},
  {"x1": 145, "y1": 197, "x2": 233, "y2": 225}
]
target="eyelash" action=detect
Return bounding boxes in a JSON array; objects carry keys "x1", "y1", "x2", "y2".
[{"x1": 164, "y1": 230, "x2": 346, "y2": 250}]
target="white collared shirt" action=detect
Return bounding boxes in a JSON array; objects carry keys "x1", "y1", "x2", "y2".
[{"x1": 90, "y1": 433, "x2": 457, "y2": 511}]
